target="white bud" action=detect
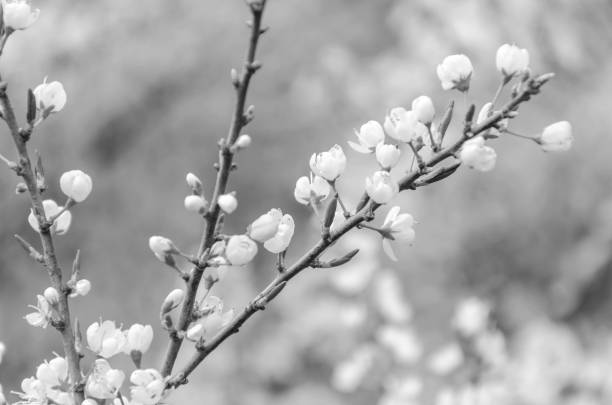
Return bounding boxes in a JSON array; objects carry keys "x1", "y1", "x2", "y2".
[
  {"x1": 126, "y1": 324, "x2": 153, "y2": 354},
  {"x1": 309, "y1": 144, "x2": 347, "y2": 181},
  {"x1": 539, "y1": 121, "x2": 573, "y2": 152},
  {"x1": 459, "y1": 136, "x2": 497, "y2": 172},
  {"x1": 225, "y1": 235, "x2": 258, "y2": 266},
  {"x1": 496, "y1": 44, "x2": 529, "y2": 78},
  {"x1": 184, "y1": 195, "x2": 206, "y2": 214},
  {"x1": 436, "y1": 54, "x2": 473, "y2": 92},
  {"x1": 2, "y1": 0, "x2": 40, "y2": 30},
  {"x1": 148, "y1": 236, "x2": 177, "y2": 257},
  {"x1": 235, "y1": 134, "x2": 252, "y2": 149},
  {"x1": 411, "y1": 96, "x2": 435, "y2": 124},
  {"x1": 185, "y1": 172, "x2": 202, "y2": 193},
  {"x1": 33, "y1": 78, "x2": 67, "y2": 113},
  {"x1": 375, "y1": 144, "x2": 401, "y2": 170},
  {"x1": 43, "y1": 287, "x2": 60, "y2": 305},
  {"x1": 161, "y1": 289, "x2": 184, "y2": 314},
  {"x1": 365, "y1": 171, "x2": 399, "y2": 204},
  {"x1": 218, "y1": 193, "x2": 238, "y2": 214},
  {"x1": 60, "y1": 170, "x2": 93, "y2": 202},
  {"x1": 75, "y1": 279, "x2": 91, "y2": 296},
  {"x1": 186, "y1": 323, "x2": 204, "y2": 341},
  {"x1": 348, "y1": 120, "x2": 385, "y2": 154},
  {"x1": 476, "y1": 102, "x2": 494, "y2": 125},
  {"x1": 247, "y1": 208, "x2": 282, "y2": 243},
  {"x1": 263, "y1": 214, "x2": 295, "y2": 254}
]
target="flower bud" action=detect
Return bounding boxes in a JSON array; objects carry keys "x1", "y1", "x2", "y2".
[
  {"x1": 43, "y1": 287, "x2": 60, "y2": 305},
  {"x1": 148, "y1": 236, "x2": 177, "y2": 257},
  {"x1": 33, "y1": 78, "x2": 67, "y2": 113},
  {"x1": 365, "y1": 171, "x2": 399, "y2": 204},
  {"x1": 185, "y1": 172, "x2": 203, "y2": 195},
  {"x1": 436, "y1": 54, "x2": 473, "y2": 92},
  {"x1": 2, "y1": 0, "x2": 40, "y2": 30},
  {"x1": 28, "y1": 199, "x2": 72, "y2": 235},
  {"x1": 186, "y1": 323, "x2": 204, "y2": 341},
  {"x1": 348, "y1": 120, "x2": 385, "y2": 154},
  {"x1": 235, "y1": 134, "x2": 252, "y2": 149},
  {"x1": 476, "y1": 102, "x2": 493, "y2": 125},
  {"x1": 294, "y1": 175, "x2": 330, "y2": 205},
  {"x1": 459, "y1": 136, "x2": 497, "y2": 172},
  {"x1": 60, "y1": 170, "x2": 92, "y2": 202},
  {"x1": 263, "y1": 214, "x2": 295, "y2": 254},
  {"x1": 309, "y1": 145, "x2": 347, "y2": 181},
  {"x1": 411, "y1": 96, "x2": 435, "y2": 124},
  {"x1": 126, "y1": 324, "x2": 153, "y2": 354},
  {"x1": 184, "y1": 195, "x2": 207, "y2": 214},
  {"x1": 74, "y1": 279, "x2": 91, "y2": 296},
  {"x1": 248, "y1": 208, "x2": 282, "y2": 243},
  {"x1": 218, "y1": 193, "x2": 238, "y2": 214},
  {"x1": 225, "y1": 235, "x2": 258, "y2": 266},
  {"x1": 375, "y1": 144, "x2": 401, "y2": 170},
  {"x1": 496, "y1": 44, "x2": 529, "y2": 78},
  {"x1": 161, "y1": 289, "x2": 184, "y2": 315},
  {"x1": 538, "y1": 121, "x2": 573, "y2": 152}
]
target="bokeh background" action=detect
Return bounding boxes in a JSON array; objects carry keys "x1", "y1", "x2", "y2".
[{"x1": 1, "y1": 0, "x2": 612, "y2": 404}]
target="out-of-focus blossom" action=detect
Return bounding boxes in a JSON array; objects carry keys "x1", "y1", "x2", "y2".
[
  {"x1": 437, "y1": 54, "x2": 473, "y2": 92},
  {"x1": 60, "y1": 170, "x2": 92, "y2": 202},
  {"x1": 225, "y1": 235, "x2": 258, "y2": 265},
  {"x1": 375, "y1": 143, "x2": 401, "y2": 170},
  {"x1": 217, "y1": 193, "x2": 238, "y2": 214},
  {"x1": 475, "y1": 329, "x2": 508, "y2": 368},
  {"x1": 380, "y1": 206, "x2": 416, "y2": 261},
  {"x1": 365, "y1": 171, "x2": 399, "y2": 204},
  {"x1": 87, "y1": 320, "x2": 126, "y2": 358},
  {"x1": 130, "y1": 369, "x2": 166, "y2": 405},
  {"x1": 376, "y1": 325, "x2": 423, "y2": 364},
  {"x1": 294, "y1": 174, "x2": 330, "y2": 205},
  {"x1": 538, "y1": 121, "x2": 573, "y2": 152},
  {"x1": 373, "y1": 271, "x2": 412, "y2": 323},
  {"x1": 348, "y1": 120, "x2": 385, "y2": 153},
  {"x1": 412, "y1": 96, "x2": 435, "y2": 124},
  {"x1": 24, "y1": 294, "x2": 52, "y2": 328},
  {"x1": 2, "y1": 0, "x2": 40, "y2": 31},
  {"x1": 43, "y1": 286, "x2": 60, "y2": 305},
  {"x1": 332, "y1": 345, "x2": 377, "y2": 393},
  {"x1": 235, "y1": 134, "x2": 252, "y2": 149},
  {"x1": 33, "y1": 78, "x2": 67, "y2": 113},
  {"x1": 248, "y1": 208, "x2": 282, "y2": 242},
  {"x1": 263, "y1": 214, "x2": 295, "y2": 253},
  {"x1": 86, "y1": 359, "x2": 125, "y2": 400},
  {"x1": 496, "y1": 44, "x2": 529, "y2": 78},
  {"x1": 384, "y1": 107, "x2": 427, "y2": 142},
  {"x1": 452, "y1": 297, "x2": 491, "y2": 337},
  {"x1": 459, "y1": 136, "x2": 497, "y2": 172},
  {"x1": 184, "y1": 195, "x2": 207, "y2": 213},
  {"x1": 309, "y1": 144, "x2": 347, "y2": 181},
  {"x1": 125, "y1": 324, "x2": 153, "y2": 354},
  {"x1": 338, "y1": 304, "x2": 368, "y2": 328},
  {"x1": 379, "y1": 375, "x2": 423, "y2": 405},
  {"x1": 28, "y1": 199, "x2": 72, "y2": 235},
  {"x1": 427, "y1": 343, "x2": 464, "y2": 376}
]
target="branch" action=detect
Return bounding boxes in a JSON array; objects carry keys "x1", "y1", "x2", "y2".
[{"x1": 160, "y1": 0, "x2": 268, "y2": 377}]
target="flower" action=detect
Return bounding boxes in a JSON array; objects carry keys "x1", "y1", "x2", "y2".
[
  {"x1": 33, "y1": 78, "x2": 67, "y2": 113},
  {"x1": 125, "y1": 324, "x2": 153, "y2": 354},
  {"x1": 24, "y1": 294, "x2": 52, "y2": 328},
  {"x1": 383, "y1": 108, "x2": 427, "y2": 142},
  {"x1": 217, "y1": 193, "x2": 238, "y2": 214},
  {"x1": 538, "y1": 121, "x2": 573, "y2": 152},
  {"x1": 496, "y1": 44, "x2": 529, "y2": 78},
  {"x1": 365, "y1": 171, "x2": 398, "y2": 204},
  {"x1": 225, "y1": 235, "x2": 258, "y2": 265},
  {"x1": 380, "y1": 206, "x2": 415, "y2": 261},
  {"x1": 43, "y1": 286, "x2": 60, "y2": 305},
  {"x1": 235, "y1": 134, "x2": 252, "y2": 149},
  {"x1": 263, "y1": 214, "x2": 295, "y2": 253},
  {"x1": 187, "y1": 297, "x2": 234, "y2": 341},
  {"x1": 148, "y1": 236, "x2": 178, "y2": 264},
  {"x1": 161, "y1": 289, "x2": 184, "y2": 315},
  {"x1": 86, "y1": 359, "x2": 125, "y2": 400},
  {"x1": 294, "y1": 174, "x2": 330, "y2": 205},
  {"x1": 73, "y1": 279, "x2": 91, "y2": 296},
  {"x1": 459, "y1": 136, "x2": 497, "y2": 172},
  {"x1": 2, "y1": 0, "x2": 40, "y2": 30},
  {"x1": 28, "y1": 199, "x2": 72, "y2": 235},
  {"x1": 309, "y1": 144, "x2": 347, "y2": 181},
  {"x1": 184, "y1": 195, "x2": 206, "y2": 213},
  {"x1": 452, "y1": 297, "x2": 491, "y2": 337},
  {"x1": 375, "y1": 143, "x2": 401, "y2": 170},
  {"x1": 87, "y1": 320, "x2": 126, "y2": 358},
  {"x1": 130, "y1": 369, "x2": 166, "y2": 405},
  {"x1": 436, "y1": 54, "x2": 473, "y2": 91},
  {"x1": 348, "y1": 120, "x2": 385, "y2": 153},
  {"x1": 36, "y1": 357, "x2": 67, "y2": 389},
  {"x1": 185, "y1": 172, "x2": 202, "y2": 194},
  {"x1": 411, "y1": 95, "x2": 435, "y2": 124},
  {"x1": 14, "y1": 377, "x2": 46, "y2": 404},
  {"x1": 60, "y1": 170, "x2": 92, "y2": 202},
  {"x1": 248, "y1": 208, "x2": 282, "y2": 242}
]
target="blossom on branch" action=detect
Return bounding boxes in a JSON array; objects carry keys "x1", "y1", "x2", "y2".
[
  {"x1": 263, "y1": 213, "x2": 295, "y2": 253},
  {"x1": 365, "y1": 171, "x2": 398, "y2": 204},
  {"x1": 375, "y1": 143, "x2": 401, "y2": 170},
  {"x1": 496, "y1": 44, "x2": 529, "y2": 78},
  {"x1": 27, "y1": 199, "x2": 72, "y2": 235},
  {"x1": 33, "y1": 78, "x2": 67, "y2": 113},
  {"x1": 85, "y1": 359, "x2": 125, "y2": 400},
  {"x1": 380, "y1": 206, "x2": 416, "y2": 262},
  {"x1": 384, "y1": 107, "x2": 427, "y2": 143},
  {"x1": 248, "y1": 208, "x2": 282, "y2": 243},
  {"x1": 60, "y1": 170, "x2": 92, "y2": 202},
  {"x1": 436, "y1": 54, "x2": 473, "y2": 92},
  {"x1": 2, "y1": 0, "x2": 39, "y2": 31},
  {"x1": 310, "y1": 144, "x2": 347, "y2": 181},
  {"x1": 538, "y1": 121, "x2": 573, "y2": 152},
  {"x1": 86, "y1": 320, "x2": 126, "y2": 358},
  {"x1": 225, "y1": 235, "x2": 258, "y2": 265},
  {"x1": 411, "y1": 96, "x2": 435, "y2": 124},
  {"x1": 459, "y1": 136, "x2": 497, "y2": 172},
  {"x1": 294, "y1": 174, "x2": 330, "y2": 205},
  {"x1": 348, "y1": 120, "x2": 385, "y2": 154},
  {"x1": 130, "y1": 369, "x2": 166, "y2": 405},
  {"x1": 218, "y1": 193, "x2": 238, "y2": 214}
]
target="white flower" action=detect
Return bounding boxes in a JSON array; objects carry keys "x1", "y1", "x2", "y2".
[
  {"x1": 376, "y1": 325, "x2": 423, "y2": 364},
  {"x1": 24, "y1": 294, "x2": 52, "y2": 328},
  {"x1": 436, "y1": 54, "x2": 473, "y2": 91},
  {"x1": 365, "y1": 171, "x2": 399, "y2": 204},
  {"x1": 36, "y1": 357, "x2": 67, "y2": 388},
  {"x1": 60, "y1": 170, "x2": 92, "y2": 202},
  {"x1": 459, "y1": 136, "x2": 497, "y2": 172},
  {"x1": 87, "y1": 320, "x2": 126, "y2": 358},
  {"x1": 130, "y1": 369, "x2": 166, "y2": 405},
  {"x1": 73, "y1": 279, "x2": 91, "y2": 297},
  {"x1": 348, "y1": 120, "x2": 385, "y2": 153},
  {"x1": 427, "y1": 343, "x2": 464, "y2": 376},
  {"x1": 148, "y1": 236, "x2": 177, "y2": 263},
  {"x1": 188, "y1": 302, "x2": 234, "y2": 341},
  {"x1": 380, "y1": 206, "x2": 416, "y2": 261},
  {"x1": 375, "y1": 143, "x2": 401, "y2": 170},
  {"x1": 411, "y1": 95, "x2": 435, "y2": 124},
  {"x1": 496, "y1": 44, "x2": 529, "y2": 78},
  {"x1": 14, "y1": 377, "x2": 46, "y2": 404},
  {"x1": 263, "y1": 214, "x2": 295, "y2": 254},
  {"x1": 309, "y1": 144, "x2": 347, "y2": 181},
  {"x1": 380, "y1": 375, "x2": 423, "y2": 405},
  {"x1": 161, "y1": 289, "x2": 184, "y2": 314},
  {"x1": 43, "y1": 286, "x2": 60, "y2": 305},
  {"x1": 235, "y1": 134, "x2": 252, "y2": 149},
  {"x1": 28, "y1": 199, "x2": 72, "y2": 235},
  {"x1": 125, "y1": 324, "x2": 153, "y2": 354},
  {"x1": 86, "y1": 359, "x2": 125, "y2": 400},
  {"x1": 225, "y1": 235, "x2": 258, "y2": 265},
  {"x1": 539, "y1": 121, "x2": 573, "y2": 152},
  {"x1": 294, "y1": 174, "x2": 330, "y2": 205},
  {"x1": 217, "y1": 193, "x2": 238, "y2": 214},
  {"x1": 184, "y1": 195, "x2": 206, "y2": 213},
  {"x1": 383, "y1": 107, "x2": 427, "y2": 142},
  {"x1": 2, "y1": 0, "x2": 39, "y2": 30},
  {"x1": 452, "y1": 297, "x2": 491, "y2": 337},
  {"x1": 248, "y1": 208, "x2": 282, "y2": 242},
  {"x1": 33, "y1": 78, "x2": 67, "y2": 113}
]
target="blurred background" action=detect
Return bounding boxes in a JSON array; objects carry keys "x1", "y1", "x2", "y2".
[{"x1": 1, "y1": 0, "x2": 612, "y2": 404}]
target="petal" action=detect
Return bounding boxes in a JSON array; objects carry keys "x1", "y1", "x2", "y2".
[
  {"x1": 382, "y1": 239, "x2": 398, "y2": 262},
  {"x1": 347, "y1": 140, "x2": 372, "y2": 154}
]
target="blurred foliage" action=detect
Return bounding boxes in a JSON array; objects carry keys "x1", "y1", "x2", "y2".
[{"x1": 1, "y1": 0, "x2": 612, "y2": 404}]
